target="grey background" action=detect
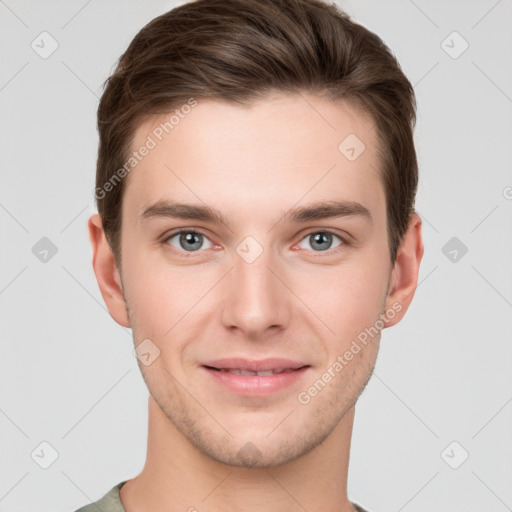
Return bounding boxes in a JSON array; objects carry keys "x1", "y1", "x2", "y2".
[{"x1": 1, "y1": 1, "x2": 511, "y2": 511}]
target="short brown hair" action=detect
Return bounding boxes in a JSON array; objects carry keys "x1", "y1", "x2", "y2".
[{"x1": 95, "y1": 0, "x2": 418, "y2": 267}]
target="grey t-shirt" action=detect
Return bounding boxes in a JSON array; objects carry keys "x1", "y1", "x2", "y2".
[{"x1": 74, "y1": 481, "x2": 372, "y2": 512}]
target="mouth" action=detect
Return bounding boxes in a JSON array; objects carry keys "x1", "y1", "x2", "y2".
[
  {"x1": 200, "y1": 358, "x2": 311, "y2": 396},
  {"x1": 204, "y1": 367, "x2": 303, "y2": 376}
]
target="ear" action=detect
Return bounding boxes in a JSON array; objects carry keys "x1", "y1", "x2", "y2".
[
  {"x1": 383, "y1": 212, "x2": 424, "y2": 328},
  {"x1": 88, "y1": 213, "x2": 131, "y2": 328}
]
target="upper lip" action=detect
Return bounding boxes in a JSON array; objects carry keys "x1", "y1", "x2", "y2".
[{"x1": 202, "y1": 358, "x2": 308, "y2": 372}]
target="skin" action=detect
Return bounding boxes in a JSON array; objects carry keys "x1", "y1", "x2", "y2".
[{"x1": 88, "y1": 92, "x2": 423, "y2": 512}]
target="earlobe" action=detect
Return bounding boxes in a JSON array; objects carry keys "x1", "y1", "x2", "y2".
[
  {"x1": 88, "y1": 213, "x2": 131, "y2": 328},
  {"x1": 383, "y1": 213, "x2": 424, "y2": 328}
]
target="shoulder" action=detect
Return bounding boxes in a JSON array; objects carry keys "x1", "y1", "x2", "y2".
[
  {"x1": 74, "y1": 481, "x2": 127, "y2": 512},
  {"x1": 353, "y1": 502, "x2": 373, "y2": 512},
  {"x1": 73, "y1": 483, "x2": 371, "y2": 512}
]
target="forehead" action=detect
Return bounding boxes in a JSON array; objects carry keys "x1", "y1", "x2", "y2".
[{"x1": 123, "y1": 92, "x2": 384, "y2": 226}]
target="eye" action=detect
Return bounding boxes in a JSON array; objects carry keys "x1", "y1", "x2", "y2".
[
  {"x1": 297, "y1": 231, "x2": 344, "y2": 253},
  {"x1": 164, "y1": 229, "x2": 214, "y2": 253},
  {"x1": 162, "y1": 229, "x2": 346, "y2": 257}
]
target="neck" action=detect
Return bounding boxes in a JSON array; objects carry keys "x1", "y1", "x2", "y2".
[{"x1": 120, "y1": 397, "x2": 357, "y2": 512}]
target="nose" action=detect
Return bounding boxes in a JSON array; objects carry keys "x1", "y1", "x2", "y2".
[{"x1": 220, "y1": 249, "x2": 290, "y2": 340}]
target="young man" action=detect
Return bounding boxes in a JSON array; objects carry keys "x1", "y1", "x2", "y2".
[{"x1": 80, "y1": 0, "x2": 423, "y2": 510}]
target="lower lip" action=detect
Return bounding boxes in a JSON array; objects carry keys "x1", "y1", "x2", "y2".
[{"x1": 202, "y1": 366, "x2": 310, "y2": 396}]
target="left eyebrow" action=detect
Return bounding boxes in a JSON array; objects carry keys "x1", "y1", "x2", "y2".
[
  {"x1": 139, "y1": 199, "x2": 372, "y2": 227},
  {"x1": 282, "y1": 200, "x2": 372, "y2": 225}
]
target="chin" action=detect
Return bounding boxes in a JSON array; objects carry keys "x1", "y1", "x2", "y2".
[{"x1": 184, "y1": 424, "x2": 325, "y2": 469}]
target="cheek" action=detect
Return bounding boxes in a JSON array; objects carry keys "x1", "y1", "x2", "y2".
[
  {"x1": 302, "y1": 259, "x2": 388, "y2": 342},
  {"x1": 121, "y1": 248, "x2": 174, "y2": 336},
  {"x1": 123, "y1": 250, "x2": 216, "y2": 345}
]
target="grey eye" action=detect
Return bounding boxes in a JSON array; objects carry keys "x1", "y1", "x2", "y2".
[
  {"x1": 298, "y1": 232, "x2": 343, "y2": 252},
  {"x1": 167, "y1": 231, "x2": 213, "y2": 252}
]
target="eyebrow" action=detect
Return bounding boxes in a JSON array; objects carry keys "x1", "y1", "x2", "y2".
[{"x1": 139, "y1": 199, "x2": 372, "y2": 227}]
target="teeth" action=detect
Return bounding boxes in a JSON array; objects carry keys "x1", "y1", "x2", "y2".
[{"x1": 221, "y1": 368, "x2": 294, "y2": 376}]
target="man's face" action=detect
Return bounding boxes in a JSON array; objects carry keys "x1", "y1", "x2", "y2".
[{"x1": 118, "y1": 93, "x2": 393, "y2": 467}]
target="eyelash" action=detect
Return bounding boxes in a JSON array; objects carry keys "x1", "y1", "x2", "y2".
[{"x1": 161, "y1": 228, "x2": 348, "y2": 258}]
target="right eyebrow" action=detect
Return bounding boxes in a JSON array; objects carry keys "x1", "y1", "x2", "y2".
[{"x1": 139, "y1": 201, "x2": 229, "y2": 226}]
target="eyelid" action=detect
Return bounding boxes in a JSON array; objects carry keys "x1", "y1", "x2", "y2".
[
  {"x1": 300, "y1": 227, "x2": 349, "y2": 241},
  {"x1": 162, "y1": 227, "x2": 214, "y2": 246}
]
